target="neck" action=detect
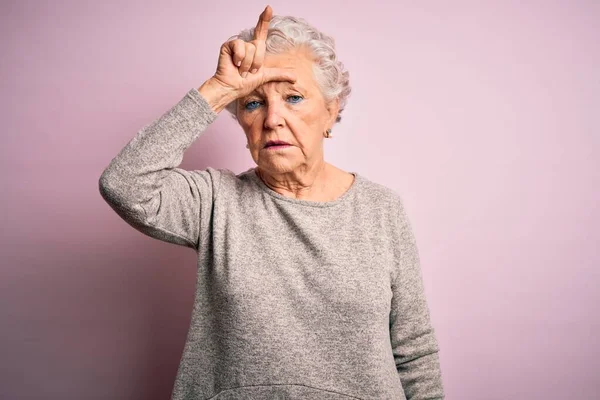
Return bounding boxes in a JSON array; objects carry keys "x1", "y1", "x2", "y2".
[{"x1": 256, "y1": 162, "x2": 329, "y2": 201}]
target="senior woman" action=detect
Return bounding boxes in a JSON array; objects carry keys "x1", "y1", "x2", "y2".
[{"x1": 99, "y1": 5, "x2": 444, "y2": 400}]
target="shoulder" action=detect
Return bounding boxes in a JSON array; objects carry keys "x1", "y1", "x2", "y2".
[
  {"x1": 184, "y1": 167, "x2": 244, "y2": 198},
  {"x1": 194, "y1": 166, "x2": 260, "y2": 199},
  {"x1": 192, "y1": 166, "x2": 251, "y2": 183},
  {"x1": 355, "y1": 173, "x2": 406, "y2": 211},
  {"x1": 354, "y1": 173, "x2": 418, "y2": 238}
]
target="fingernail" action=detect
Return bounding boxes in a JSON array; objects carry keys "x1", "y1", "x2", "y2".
[
  {"x1": 251, "y1": 68, "x2": 258, "y2": 74},
  {"x1": 236, "y1": 60, "x2": 241, "y2": 67},
  {"x1": 242, "y1": 71, "x2": 248, "y2": 78}
]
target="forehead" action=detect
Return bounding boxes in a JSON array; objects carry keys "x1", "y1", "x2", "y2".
[
  {"x1": 264, "y1": 47, "x2": 314, "y2": 68},
  {"x1": 256, "y1": 48, "x2": 316, "y2": 93}
]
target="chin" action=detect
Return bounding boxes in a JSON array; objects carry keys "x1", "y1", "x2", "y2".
[{"x1": 258, "y1": 159, "x2": 298, "y2": 174}]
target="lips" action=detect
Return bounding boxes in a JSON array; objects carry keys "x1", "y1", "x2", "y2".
[{"x1": 264, "y1": 140, "x2": 290, "y2": 148}]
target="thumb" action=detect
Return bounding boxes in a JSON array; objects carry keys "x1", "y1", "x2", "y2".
[{"x1": 260, "y1": 67, "x2": 297, "y2": 85}]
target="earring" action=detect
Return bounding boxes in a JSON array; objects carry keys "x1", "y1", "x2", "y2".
[
  {"x1": 246, "y1": 143, "x2": 249, "y2": 148},
  {"x1": 325, "y1": 128, "x2": 333, "y2": 138}
]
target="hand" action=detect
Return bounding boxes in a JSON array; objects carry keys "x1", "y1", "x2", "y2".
[{"x1": 209, "y1": 5, "x2": 297, "y2": 101}]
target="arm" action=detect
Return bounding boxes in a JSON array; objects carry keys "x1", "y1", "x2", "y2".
[
  {"x1": 99, "y1": 5, "x2": 296, "y2": 250},
  {"x1": 389, "y1": 198, "x2": 445, "y2": 399},
  {"x1": 98, "y1": 86, "x2": 223, "y2": 250}
]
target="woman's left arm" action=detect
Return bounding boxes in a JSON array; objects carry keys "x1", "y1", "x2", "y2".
[{"x1": 390, "y1": 198, "x2": 445, "y2": 400}]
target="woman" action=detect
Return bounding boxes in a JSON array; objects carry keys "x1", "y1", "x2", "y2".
[{"x1": 99, "y1": 5, "x2": 445, "y2": 400}]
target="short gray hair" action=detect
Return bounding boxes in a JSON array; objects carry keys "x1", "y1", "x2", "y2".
[{"x1": 224, "y1": 15, "x2": 351, "y2": 124}]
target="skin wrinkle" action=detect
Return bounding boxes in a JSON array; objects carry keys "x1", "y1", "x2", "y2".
[{"x1": 235, "y1": 46, "x2": 354, "y2": 202}]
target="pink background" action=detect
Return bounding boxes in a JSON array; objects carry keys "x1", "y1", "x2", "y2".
[{"x1": 2, "y1": 1, "x2": 599, "y2": 399}]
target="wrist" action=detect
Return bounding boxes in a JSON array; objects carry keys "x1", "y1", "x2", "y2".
[{"x1": 197, "y1": 78, "x2": 237, "y2": 114}]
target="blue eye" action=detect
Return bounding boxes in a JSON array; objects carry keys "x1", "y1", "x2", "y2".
[
  {"x1": 244, "y1": 101, "x2": 261, "y2": 110},
  {"x1": 243, "y1": 95, "x2": 303, "y2": 111}
]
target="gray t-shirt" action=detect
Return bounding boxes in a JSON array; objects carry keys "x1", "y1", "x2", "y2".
[{"x1": 99, "y1": 87, "x2": 445, "y2": 400}]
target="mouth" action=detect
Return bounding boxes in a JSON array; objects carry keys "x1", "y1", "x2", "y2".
[{"x1": 264, "y1": 140, "x2": 291, "y2": 149}]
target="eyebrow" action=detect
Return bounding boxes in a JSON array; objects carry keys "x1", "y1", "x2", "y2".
[
  {"x1": 250, "y1": 83, "x2": 306, "y2": 97},
  {"x1": 290, "y1": 83, "x2": 306, "y2": 92}
]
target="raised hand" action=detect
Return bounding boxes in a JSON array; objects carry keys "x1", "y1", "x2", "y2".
[{"x1": 207, "y1": 5, "x2": 297, "y2": 104}]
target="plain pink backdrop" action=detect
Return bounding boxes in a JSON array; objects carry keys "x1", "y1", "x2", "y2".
[{"x1": 1, "y1": 1, "x2": 598, "y2": 399}]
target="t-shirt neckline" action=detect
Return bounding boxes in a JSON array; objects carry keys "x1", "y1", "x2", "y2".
[{"x1": 247, "y1": 167, "x2": 360, "y2": 208}]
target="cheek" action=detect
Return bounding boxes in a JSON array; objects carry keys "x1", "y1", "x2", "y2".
[
  {"x1": 293, "y1": 100, "x2": 324, "y2": 123},
  {"x1": 286, "y1": 108, "x2": 321, "y2": 136},
  {"x1": 239, "y1": 113, "x2": 262, "y2": 133}
]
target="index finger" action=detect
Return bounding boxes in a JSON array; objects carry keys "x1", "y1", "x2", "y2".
[{"x1": 253, "y1": 5, "x2": 273, "y2": 41}]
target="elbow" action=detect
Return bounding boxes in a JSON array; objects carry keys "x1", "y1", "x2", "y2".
[
  {"x1": 98, "y1": 168, "x2": 117, "y2": 202},
  {"x1": 392, "y1": 325, "x2": 441, "y2": 366},
  {"x1": 98, "y1": 167, "x2": 130, "y2": 208},
  {"x1": 98, "y1": 168, "x2": 148, "y2": 224}
]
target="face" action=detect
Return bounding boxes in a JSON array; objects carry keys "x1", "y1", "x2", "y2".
[{"x1": 236, "y1": 46, "x2": 339, "y2": 175}]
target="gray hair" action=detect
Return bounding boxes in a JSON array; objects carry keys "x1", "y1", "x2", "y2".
[{"x1": 224, "y1": 15, "x2": 351, "y2": 124}]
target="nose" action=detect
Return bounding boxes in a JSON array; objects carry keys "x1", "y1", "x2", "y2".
[{"x1": 263, "y1": 101, "x2": 285, "y2": 131}]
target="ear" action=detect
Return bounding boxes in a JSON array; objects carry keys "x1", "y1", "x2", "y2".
[{"x1": 326, "y1": 97, "x2": 340, "y2": 127}]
